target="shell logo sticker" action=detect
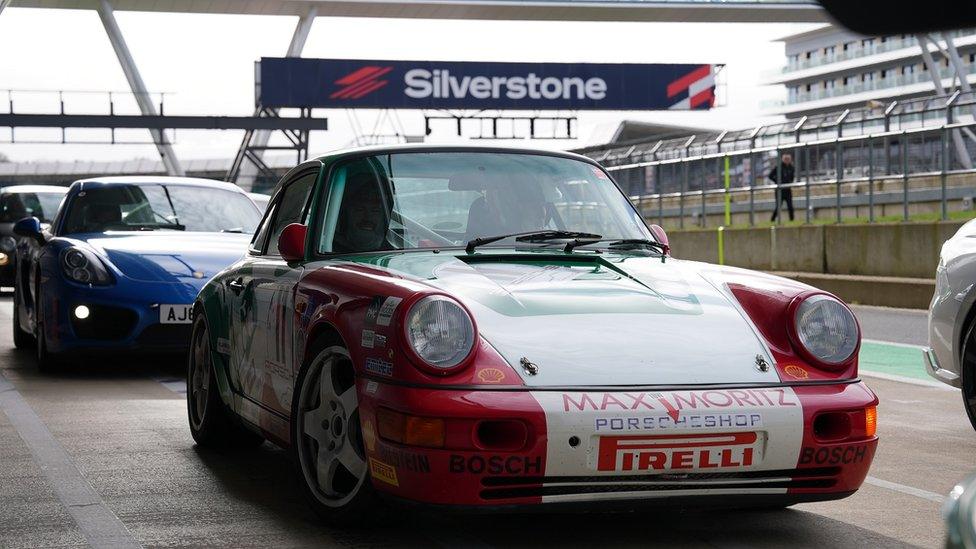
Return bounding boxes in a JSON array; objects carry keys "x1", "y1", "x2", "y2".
[
  {"x1": 369, "y1": 458, "x2": 399, "y2": 486},
  {"x1": 784, "y1": 364, "x2": 809, "y2": 380},
  {"x1": 477, "y1": 368, "x2": 505, "y2": 384}
]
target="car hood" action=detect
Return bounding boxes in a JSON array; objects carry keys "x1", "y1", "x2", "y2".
[
  {"x1": 72, "y1": 232, "x2": 251, "y2": 284},
  {"x1": 343, "y1": 251, "x2": 779, "y2": 387}
]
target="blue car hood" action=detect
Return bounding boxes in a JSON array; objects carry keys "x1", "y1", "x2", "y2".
[{"x1": 75, "y1": 232, "x2": 251, "y2": 285}]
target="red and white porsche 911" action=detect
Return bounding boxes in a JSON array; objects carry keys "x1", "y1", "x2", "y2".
[{"x1": 187, "y1": 145, "x2": 878, "y2": 519}]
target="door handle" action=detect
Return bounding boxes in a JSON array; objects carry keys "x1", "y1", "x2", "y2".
[{"x1": 227, "y1": 278, "x2": 245, "y2": 295}]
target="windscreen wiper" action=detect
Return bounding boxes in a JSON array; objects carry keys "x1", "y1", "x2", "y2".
[
  {"x1": 465, "y1": 230, "x2": 602, "y2": 254},
  {"x1": 563, "y1": 237, "x2": 668, "y2": 255}
]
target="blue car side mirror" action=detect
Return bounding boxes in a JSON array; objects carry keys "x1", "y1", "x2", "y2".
[{"x1": 13, "y1": 216, "x2": 44, "y2": 244}]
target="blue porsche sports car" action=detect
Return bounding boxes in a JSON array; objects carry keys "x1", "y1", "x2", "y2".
[{"x1": 12, "y1": 176, "x2": 262, "y2": 370}]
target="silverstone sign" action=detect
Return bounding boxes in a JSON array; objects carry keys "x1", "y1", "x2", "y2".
[{"x1": 258, "y1": 58, "x2": 718, "y2": 111}]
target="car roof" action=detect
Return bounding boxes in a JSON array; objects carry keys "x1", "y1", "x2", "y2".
[
  {"x1": 312, "y1": 143, "x2": 598, "y2": 164},
  {"x1": 72, "y1": 176, "x2": 246, "y2": 193},
  {"x1": 1, "y1": 184, "x2": 69, "y2": 195}
]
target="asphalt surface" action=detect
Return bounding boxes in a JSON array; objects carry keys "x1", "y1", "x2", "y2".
[{"x1": 0, "y1": 298, "x2": 968, "y2": 548}]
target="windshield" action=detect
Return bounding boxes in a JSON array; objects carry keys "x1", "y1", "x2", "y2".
[
  {"x1": 0, "y1": 191, "x2": 65, "y2": 223},
  {"x1": 317, "y1": 152, "x2": 651, "y2": 254},
  {"x1": 61, "y1": 184, "x2": 261, "y2": 234}
]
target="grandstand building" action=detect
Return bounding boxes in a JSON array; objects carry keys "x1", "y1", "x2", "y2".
[{"x1": 763, "y1": 25, "x2": 976, "y2": 118}]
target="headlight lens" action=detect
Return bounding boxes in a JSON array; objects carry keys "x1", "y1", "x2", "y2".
[
  {"x1": 794, "y1": 294, "x2": 859, "y2": 365},
  {"x1": 61, "y1": 247, "x2": 112, "y2": 285},
  {"x1": 0, "y1": 236, "x2": 16, "y2": 252},
  {"x1": 405, "y1": 295, "x2": 475, "y2": 370}
]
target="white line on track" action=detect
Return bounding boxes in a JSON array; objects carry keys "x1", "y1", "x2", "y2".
[
  {"x1": 859, "y1": 370, "x2": 956, "y2": 390},
  {"x1": 0, "y1": 371, "x2": 142, "y2": 549},
  {"x1": 865, "y1": 476, "x2": 946, "y2": 504},
  {"x1": 862, "y1": 338, "x2": 928, "y2": 350}
]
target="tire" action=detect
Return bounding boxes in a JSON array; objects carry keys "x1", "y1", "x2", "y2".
[
  {"x1": 11, "y1": 283, "x2": 33, "y2": 350},
  {"x1": 186, "y1": 312, "x2": 264, "y2": 449},
  {"x1": 960, "y1": 320, "x2": 976, "y2": 432},
  {"x1": 35, "y1": 322, "x2": 61, "y2": 374},
  {"x1": 292, "y1": 336, "x2": 377, "y2": 523}
]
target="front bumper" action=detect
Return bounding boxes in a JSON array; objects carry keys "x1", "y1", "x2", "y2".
[
  {"x1": 40, "y1": 275, "x2": 198, "y2": 354},
  {"x1": 357, "y1": 380, "x2": 879, "y2": 507},
  {"x1": 924, "y1": 346, "x2": 961, "y2": 387}
]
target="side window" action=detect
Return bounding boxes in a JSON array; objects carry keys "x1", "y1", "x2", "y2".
[
  {"x1": 249, "y1": 202, "x2": 278, "y2": 254},
  {"x1": 266, "y1": 172, "x2": 316, "y2": 256}
]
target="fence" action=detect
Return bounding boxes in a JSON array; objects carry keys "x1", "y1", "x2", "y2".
[{"x1": 604, "y1": 119, "x2": 976, "y2": 228}]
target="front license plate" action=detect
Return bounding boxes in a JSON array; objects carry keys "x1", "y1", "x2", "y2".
[
  {"x1": 594, "y1": 431, "x2": 765, "y2": 472},
  {"x1": 160, "y1": 304, "x2": 193, "y2": 324}
]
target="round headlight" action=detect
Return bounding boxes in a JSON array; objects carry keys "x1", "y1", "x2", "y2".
[
  {"x1": 0, "y1": 236, "x2": 16, "y2": 252},
  {"x1": 794, "y1": 294, "x2": 859, "y2": 365},
  {"x1": 64, "y1": 249, "x2": 88, "y2": 269},
  {"x1": 405, "y1": 295, "x2": 475, "y2": 371}
]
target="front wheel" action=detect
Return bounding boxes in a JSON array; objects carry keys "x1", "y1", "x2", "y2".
[
  {"x1": 292, "y1": 337, "x2": 376, "y2": 523},
  {"x1": 961, "y1": 320, "x2": 976, "y2": 432},
  {"x1": 12, "y1": 283, "x2": 33, "y2": 350},
  {"x1": 186, "y1": 312, "x2": 264, "y2": 449}
]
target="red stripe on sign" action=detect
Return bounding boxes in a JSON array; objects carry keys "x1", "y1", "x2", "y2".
[
  {"x1": 348, "y1": 80, "x2": 389, "y2": 99},
  {"x1": 335, "y1": 66, "x2": 384, "y2": 86},
  {"x1": 667, "y1": 65, "x2": 711, "y2": 98},
  {"x1": 690, "y1": 87, "x2": 715, "y2": 109},
  {"x1": 331, "y1": 67, "x2": 394, "y2": 99}
]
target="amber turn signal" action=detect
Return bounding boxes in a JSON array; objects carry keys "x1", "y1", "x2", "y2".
[
  {"x1": 865, "y1": 406, "x2": 877, "y2": 438},
  {"x1": 376, "y1": 407, "x2": 445, "y2": 448}
]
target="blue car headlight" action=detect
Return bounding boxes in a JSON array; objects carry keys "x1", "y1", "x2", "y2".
[{"x1": 61, "y1": 247, "x2": 113, "y2": 285}]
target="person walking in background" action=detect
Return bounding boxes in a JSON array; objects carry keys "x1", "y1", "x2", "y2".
[{"x1": 769, "y1": 153, "x2": 796, "y2": 222}]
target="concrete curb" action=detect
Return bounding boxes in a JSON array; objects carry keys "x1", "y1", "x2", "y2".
[{"x1": 770, "y1": 271, "x2": 934, "y2": 310}]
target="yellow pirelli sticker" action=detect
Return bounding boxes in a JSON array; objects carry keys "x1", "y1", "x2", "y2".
[{"x1": 369, "y1": 458, "x2": 399, "y2": 487}]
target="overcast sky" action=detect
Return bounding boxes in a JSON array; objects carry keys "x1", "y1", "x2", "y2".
[{"x1": 0, "y1": 7, "x2": 820, "y2": 164}]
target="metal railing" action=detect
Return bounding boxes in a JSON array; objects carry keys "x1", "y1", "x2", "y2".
[{"x1": 607, "y1": 120, "x2": 976, "y2": 228}]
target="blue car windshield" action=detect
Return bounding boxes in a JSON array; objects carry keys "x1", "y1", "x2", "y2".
[{"x1": 61, "y1": 184, "x2": 261, "y2": 234}]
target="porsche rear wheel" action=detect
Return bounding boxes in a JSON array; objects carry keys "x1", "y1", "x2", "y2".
[
  {"x1": 293, "y1": 338, "x2": 376, "y2": 522},
  {"x1": 187, "y1": 313, "x2": 264, "y2": 449}
]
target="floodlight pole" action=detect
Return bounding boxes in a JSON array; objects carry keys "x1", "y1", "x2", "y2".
[
  {"x1": 0, "y1": 0, "x2": 10, "y2": 16},
  {"x1": 236, "y1": 6, "x2": 317, "y2": 191},
  {"x1": 97, "y1": 0, "x2": 184, "y2": 176}
]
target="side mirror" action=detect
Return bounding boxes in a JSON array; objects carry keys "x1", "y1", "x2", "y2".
[
  {"x1": 278, "y1": 223, "x2": 307, "y2": 262},
  {"x1": 13, "y1": 217, "x2": 44, "y2": 244},
  {"x1": 649, "y1": 224, "x2": 670, "y2": 256}
]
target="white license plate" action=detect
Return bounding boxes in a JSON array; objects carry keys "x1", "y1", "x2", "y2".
[{"x1": 160, "y1": 304, "x2": 193, "y2": 324}]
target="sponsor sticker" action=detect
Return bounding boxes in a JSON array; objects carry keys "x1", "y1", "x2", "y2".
[
  {"x1": 369, "y1": 458, "x2": 399, "y2": 486},
  {"x1": 374, "y1": 334, "x2": 387, "y2": 348},
  {"x1": 449, "y1": 455, "x2": 542, "y2": 475},
  {"x1": 377, "y1": 445, "x2": 430, "y2": 473},
  {"x1": 365, "y1": 296, "x2": 384, "y2": 325},
  {"x1": 561, "y1": 389, "x2": 798, "y2": 418},
  {"x1": 799, "y1": 444, "x2": 869, "y2": 465},
  {"x1": 365, "y1": 358, "x2": 394, "y2": 377},
  {"x1": 596, "y1": 432, "x2": 762, "y2": 472},
  {"x1": 594, "y1": 412, "x2": 763, "y2": 432},
  {"x1": 362, "y1": 330, "x2": 375, "y2": 349},
  {"x1": 784, "y1": 364, "x2": 810, "y2": 380},
  {"x1": 377, "y1": 297, "x2": 402, "y2": 327},
  {"x1": 476, "y1": 368, "x2": 505, "y2": 384},
  {"x1": 365, "y1": 380, "x2": 379, "y2": 394},
  {"x1": 592, "y1": 166, "x2": 610, "y2": 180},
  {"x1": 216, "y1": 337, "x2": 230, "y2": 355}
]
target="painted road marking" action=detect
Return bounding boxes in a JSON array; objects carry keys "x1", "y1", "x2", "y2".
[
  {"x1": 859, "y1": 340, "x2": 932, "y2": 383},
  {"x1": 152, "y1": 376, "x2": 187, "y2": 395},
  {"x1": 0, "y1": 372, "x2": 142, "y2": 549},
  {"x1": 859, "y1": 370, "x2": 955, "y2": 390},
  {"x1": 865, "y1": 476, "x2": 946, "y2": 504}
]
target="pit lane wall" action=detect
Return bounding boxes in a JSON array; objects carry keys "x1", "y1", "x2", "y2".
[{"x1": 666, "y1": 221, "x2": 965, "y2": 309}]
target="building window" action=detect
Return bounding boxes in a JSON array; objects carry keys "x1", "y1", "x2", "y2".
[
  {"x1": 862, "y1": 38, "x2": 875, "y2": 48},
  {"x1": 863, "y1": 72, "x2": 874, "y2": 82},
  {"x1": 902, "y1": 64, "x2": 915, "y2": 75},
  {"x1": 805, "y1": 83, "x2": 812, "y2": 92},
  {"x1": 805, "y1": 51, "x2": 812, "y2": 59},
  {"x1": 824, "y1": 80, "x2": 835, "y2": 90},
  {"x1": 970, "y1": 53, "x2": 975, "y2": 63},
  {"x1": 824, "y1": 45, "x2": 836, "y2": 56},
  {"x1": 880, "y1": 36, "x2": 888, "y2": 43},
  {"x1": 880, "y1": 69, "x2": 888, "y2": 78},
  {"x1": 842, "y1": 76, "x2": 850, "y2": 85},
  {"x1": 843, "y1": 41, "x2": 855, "y2": 51}
]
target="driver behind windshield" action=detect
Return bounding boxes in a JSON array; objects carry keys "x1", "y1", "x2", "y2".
[{"x1": 333, "y1": 174, "x2": 391, "y2": 253}]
